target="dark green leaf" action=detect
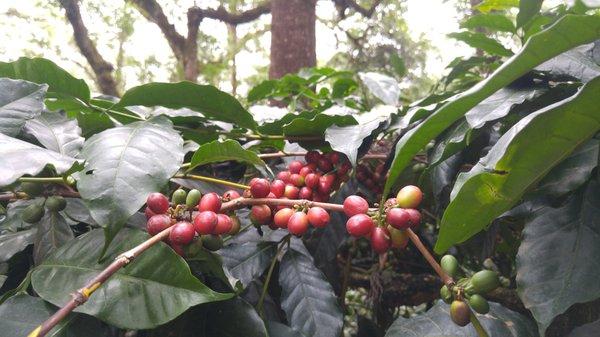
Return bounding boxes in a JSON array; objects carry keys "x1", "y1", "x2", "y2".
[
  {"x1": 0, "y1": 229, "x2": 36, "y2": 263},
  {"x1": 569, "y1": 319, "x2": 600, "y2": 337},
  {"x1": 332, "y1": 78, "x2": 358, "y2": 99},
  {"x1": 115, "y1": 82, "x2": 257, "y2": 130},
  {"x1": 32, "y1": 228, "x2": 231, "y2": 329},
  {"x1": 449, "y1": 31, "x2": 513, "y2": 57},
  {"x1": 219, "y1": 241, "x2": 277, "y2": 288},
  {"x1": 384, "y1": 14, "x2": 600, "y2": 198},
  {"x1": 429, "y1": 119, "x2": 473, "y2": 166},
  {"x1": 190, "y1": 139, "x2": 268, "y2": 173},
  {"x1": 436, "y1": 77, "x2": 600, "y2": 253},
  {"x1": 258, "y1": 110, "x2": 316, "y2": 135},
  {"x1": 279, "y1": 249, "x2": 343, "y2": 337},
  {"x1": 461, "y1": 13, "x2": 516, "y2": 33},
  {"x1": 248, "y1": 80, "x2": 277, "y2": 102},
  {"x1": 61, "y1": 198, "x2": 96, "y2": 225},
  {"x1": 0, "y1": 133, "x2": 78, "y2": 186},
  {"x1": 0, "y1": 78, "x2": 47, "y2": 137},
  {"x1": 385, "y1": 300, "x2": 539, "y2": 337},
  {"x1": 358, "y1": 72, "x2": 400, "y2": 105},
  {"x1": 203, "y1": 297, "x2": 268, "y2": 337},
  {"x1": 516, "y1": 181, "x2": 600, "y2": 335},
  {"x1": 76, "y1": 117, "x2": 184, "y2": 252},
  {"x1": 0, "y1": 199, "x2": 36, "y2": 231},
  {"x1": 283, "y1": 113, "x2": 357, "y2": 137},
  {"x1": 517, "y1": 0, "x2": 543, "y2": 28},
  {"x1": 266, "y1": 321, "x2": 307, "y2": 337},
  {"x1": 537, "y1": 43, "x2": 600, "y2": 82},
  {"x1": 33, "y1": 211, "x2": 73, "y2": 265},
  {"x1": 0, "y1": 57, "x2": 90, "y2": 101},
  {"x1": 23, "y1": 111, "x2": 83, "y2": 156}
]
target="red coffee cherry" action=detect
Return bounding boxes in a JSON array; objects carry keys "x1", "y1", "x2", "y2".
[
  {"x1": 199, "y1": 192, "x2": 222, "y2": 212},
  {"x1": 305, "y1": 150, "x2": 321, "y2": 164},
  {"x1": 337, "y1": 162, "x2": 351, "y2": 175},
  {"x1": 299, "y1": 187, "x2": 313, "y2": 199},
  {"x1": 169, "y1": 221, "x2": 195, "y2": 245},
  {"x1": 396, "y1": 185, "x2": 423, "y2": 208},
  {"x1": 147, "y1": 214, "x2": 172, "y2": 236},
  {"x1": 250, "y1": 178, "x2": 271, "y2": 198},
  {"x1": 317, "y1": 158, "x2": 333, "y2": 172},
  {"x1": 307, "y1": 207, "x2": 330, "y2": 228},
  {"x1": 147, "y1": 192, "x2": 169, "y2": 214},
  {"x1": 250, "y1": 205, "x2": 272, "y2": 225},
  {"x1": 304, "y1": 173, "x2": 320, "y2": 189},
  {"x1": 299, "y1": 166, "x2": 313, "y2": 177},
  {"x1": 284, "y1": 184, "x2": 300, "y2": 199},
  {"x1": 222, "y1": 190, "x2": 241, "y2": 201},
  {"x1": 290, "y1": 174, "x2": 305, "y2": 187},
  {"x1": 277, "y1": 171, "x2": 291, "y2": 183},
  {"x1": 406, "y1": 208, "x2": 421, "y2": 228},
  {"x1": 327, "y1": 152, "x2": 340, "y2": 164},
  {"x1": 214, "y1": 214, "x2": 234, "y2": 235},
  {"x1": 270, "y1": 179, "x2": 286, "y2": 198},
  {"x1": 343, "y1": 195, "x2": 369, "y2": 217},
  {"x1": 145, "y1": 206, "x2": 157, "y2": 219},
  {"x1": 346, "y1": 214, "x2": 374, "y2": 237},
  {"x1": 274, "y1": 208, "x2": 294, "y2": 228},
  {"x1": 386, "y1": 208, "x2": 411, "y2": 229},
  {"x1": 193, "y1": 211, "x2": 218, "y2": 235},
  {"x1": 318, "y1": 174, "x2": 335, "y2": 194},
  {"x1": 305, "y1": 162, "x2": 318, "y2": 171},
  {"x1": 287, "y1": 212, "x2": 309, "y2": 236},
  {"x1": 288, "y1": 160, "x2": 303, "y2": 174},
  {"x1": 370, "y1": 227, "x2": 391, "y2": 254}
]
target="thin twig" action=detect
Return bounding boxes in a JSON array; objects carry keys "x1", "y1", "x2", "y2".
[
  {"x1": 257, "y1": 235, "x2": 290, "y2": 317},
  {"x1": 172, "y1": 174, "x2": 249, "y2": 190},
  {"x1": 470, "y1": 310, "x2": 490, "y2": 337},
  {"x1": 405, "y1": 229, "x2": 454, "y2": 287}
]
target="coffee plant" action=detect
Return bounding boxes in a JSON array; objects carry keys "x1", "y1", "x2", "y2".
[{"x1": 1, "y1": 4, "x2": 599, "y2": 337}]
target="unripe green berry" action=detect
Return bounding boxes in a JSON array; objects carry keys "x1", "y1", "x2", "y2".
[
  {"x1": 440, "y1": 285, "x2": 452, "y2": 304},
  {"x1": 45, "y1": 196, "x2": 67, "y2": 212},
  {"x1": 471, "y1": 270, "x2": 501, "y2": 294},
  {"x1": 22, "y1": 204, "x2": 45, "y2": 223},
  {"x1": 21, "y1": 182, "x2": 43, "y2": 197},
  {"x1": 468, "y1": 294, "x2": 489, "y2": 314},
  {"x1": 201, "y1": 234, "x2": 223, "y2": 251},
  {"x1": 186, "y1": 189, "x2": 202, "y2": 209},
  {"x1": 172, "y1": 189, "x2": 187, "y2": 205},
  {"x1": 441, "y1": 255, "x2": 459, "y2": 278}
]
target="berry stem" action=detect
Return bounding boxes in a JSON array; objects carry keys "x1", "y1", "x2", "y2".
[
  {"x1": 17, "y1": 177, "x2": 66, "y2": 184},
  {"x1": 470, "y1": 310, "x2": 490, "y2": 337},
  {"x1": 257, "y1": 235, "x2": 290, "y2": 318},
  {"x1": 405, "y1": 229, "x2": 454, "y2": 287},
  {"x1": 0, "y1": 192, "x2": 28, "y2": 201},
  {"x1": 172, "y1": 174, "x2": 249, "y2": 190}
]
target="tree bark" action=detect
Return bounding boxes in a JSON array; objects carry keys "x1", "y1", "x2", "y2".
[{"x1": 268, "y1": 0, "x2": 317, "y2": 79}]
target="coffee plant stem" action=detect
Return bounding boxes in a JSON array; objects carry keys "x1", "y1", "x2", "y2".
[
  {"x1": 470, "y1": 311, "x2": 490, "y2": 337},
  {"x1": 405, "y1": 229, "x2": 454, "y2": 287},
  {"x1": 0, "y1": 192, "x2": 28, "y2": 201},
  {"x1": 172, "y1": 174, "x2": 250, "y2": 190},
  {"x1": 17, "y1": 177, "x2": 65, "y2": 183},
  {"x1": 221, "y1": 197, "x2": 362, "y2": 213},
  {"x1": 257, "y1": 235, "x2": 290, "y2": 318}
]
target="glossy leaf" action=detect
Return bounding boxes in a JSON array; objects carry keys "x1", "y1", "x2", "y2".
[
  {"x1": 449, "y1": 31, "x2": 513, "y2": 57},
  {"x1": 384, "y1": 14, "x2": 600, "y2": 198},
  {"x1": 0, "y1": 57, "x2": 90, "y2": 101},
  {"x1": 190, "y1": 139, "x2": 268, "y2": 172},
  {"x1": 283, "y1": 113, "x2": 357, "y2": 137},
  {"x1": 516, "y1": 0, "x2": 543, "y2": 28},
  {"x1": 436, "y1": 77, "x2": 600, "y2": 253},
  {"x1": 219, "y1": 241, "x2": 277, "y2": 288},
  {"x1": 23, "y1": 111, "x2": 84, "y2": 156},
  {"x1": 279, "y1": 249, "x2": 343, "y2": 337},
  {"x1": 266, "y1": 321, "x2": 307, "y2": 337},
  {"x1": 537, "y1": 43, "x2": 600, "y2": 83},
  {"x1": 516, "y1": 181, "x2": 600, "y2": 335},
  {"x1": 32, "y1": 228, "x2": 231, "y2": 329},
  {"x1": 76, "y1": 117, "x2": 184, "y2": 251},
  {"x1": 115, "y1": 81, "x2": 257, "y2": 130},
  {"x1": 569, "y1": 319, "x2": 600, "y2": 337},
  {"x1": 385, "y1": 300, "x2": 539, "y2": 337},
  {"x1": 461, "y1": 13, "x2": 515, "y2": 33},
  {"x1": 202, "y1": 298, "x2": 268, "y2": 337},
  {"x1": 0, "y1": 229, "x2": 36, "y2": 263},
  {"x1": 33, "y1": 211, "x2": 73, "y2": 265},
  {"x1": 0, "y1": 78, "x2": 47, "y2": 137},
  {"x1": 0, "y1": 133, "x2": 78, "y2": 187},
  {"x1": 358, "y1": 72, "x2": 400, "y2": 105}
]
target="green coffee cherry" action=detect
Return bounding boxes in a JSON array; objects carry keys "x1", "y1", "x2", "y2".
[
  {"x1": 412, "y1": 163, "x2": 427, "y2": 173},
  {"x1": 471, "y1": 270, "x2": 501, "y2": 294},
  {"x1": 468, "y1": 294, "x2": 489, "y2": 314},
  {"x1": 186, "y1": 189, "x2": 202, "y2": 209},
  {"x1": 22, "y1": 204, "x2": 45, "y2": 223},
  {"x1": 441, "y1": 255, "x2": 459, "y2": 278},
  {"x1": 21, "y1": 182, "x2": 43, "y2": 197},
  {"x1": 46, "y1": 196, "x2": 67, "y2": 212},
  {"x1": 201, "y1": 234, "x2": 223, "y2": 251},
  {"x1": 440, "y1": 285, "x2": 452, "y2": 304},
  {"x1": 172, "y1": 189, "x2": 187, "y2": 205},
  {"x1": 450, "y1": 300, "x2": 470, "y2": 327},
  {"x1": 183, "y1": 237, "x2": 203, "y2": 257}
]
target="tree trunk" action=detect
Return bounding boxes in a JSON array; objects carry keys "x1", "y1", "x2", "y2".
[{"x1": 268, "y1": 0, "x2": 317, "y2": 79}]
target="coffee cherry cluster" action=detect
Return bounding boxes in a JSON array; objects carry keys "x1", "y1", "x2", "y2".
[
  {"x1": 355, "y1": 162, "x2": 386, "y2": 198},
  {"x1": 343, "y1": 185, "x2": 423, "y2": 254},
  {"x1": 145, "y1": 189, "x2": 241, "y2": 256},
  {"x1": 21, "y1": 195, "x2": 67, "y2": 224},
  {"x1": 439, "y1": 254, "x2": 502, "y2": 326}
]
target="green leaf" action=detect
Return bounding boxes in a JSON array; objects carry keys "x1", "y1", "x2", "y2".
[
  {"x1": 570, "y1": 319, "x2": 600, "y2": 337},
  {"x1": 115, "y1": 81, "x2": 257, "y2": 130},
  {"x1": 358, "y1": 72, "x2": 400, "y2": 105},
  {"x1": 33, "y1": 211, "x2": 73, "y2": 265},
  {"x1": 384, "y1": 14, "x2": 600, "y2": 198},
  {"x1": 0, "y1": 229, "x2": 36, "y2": 263},
  {"x1": 0, "y1": 133, "x2": 78, "y2": 187},
  {"x1": 190, "y1": 139, "x2": 268, "y2": 173},
  {"x1": 23, "y1": 111, "x2": 84, "y2": 157},
  {"x1": 279, "y1": 249, "x2": 343, "y2": 337},
  {"x1": 516, "y1": 181, "x2": 600, "y2": 335},
  {"x1": 32, "y1": 228, "x2": 231, "y2": 329},
  {"x1": 0, "y1": 57, "x2": 90, "y2": 101},
  {"x1": 537, "y1": 43, "x2": 600, "y2": 83},
  {"x1": 283, "y1": 113, "x2": 357, "y2": 137},
  {"x1": 203, "y1": 298, "x2": 268, "y2": 337},
  {"x1": 390, "y1": 53, "x2": 407, "y2": 77},
  {"x1": 449, "y1": 31, "x2": 514, "y2": 57},
  {"x1": 0, "y1": 78, "x2": 47, "y2": 137},
  {"x1": 0, "y1": 294, "x2": 110, "y2": 337},
  {"x1": 517, "y1": 0, "x2": 543, "y2": 28},
  {"x1": 266, "y1": 321, "x2": 307, "y2": 337},
  {"x1": 461, "y1": 13, "x2": 516, "y2": 33},
  {"x1": 476, "y1": 0, "x2": 519, "y2": 13},
  {"x1": 248, "y1": 80, "x2": 277, "y2": 102},
  {"x1": 385, "y1": 300, "x2": 539, "y2": 337},
  {"x1": 0, "y1": 199, "x2": 36, "y2": 232},
  {"x1": 436, "y1": 77, "x2": 600, "y2": 253},
  {"x1": 428, "y1": 119, "x2": 474, "y2": 167},
  {"x1": 331, "y1": 78, "x2": 358, "y2": 99},
  {"x1": 219, "y1": 241, "x2": 277, "y2": 288},
  {"x1": 76, "y1": 117, "x2": 184, "y2": 252}
]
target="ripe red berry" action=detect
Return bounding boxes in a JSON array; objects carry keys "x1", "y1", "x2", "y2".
[
  {"x1": 147, "y1": 214, "x2": 172, "y2": 236},
  {"x1": 288, "y1": 161, "x2": 303, "y2": 174},
  {"x1": 277, "y1": 171, "x2": 291, "y2": 183},
  {"x1": 346, "y1": 214, "x2": 374, "y2": 237},
  {"x1": 284, "y1": 184, "x2": 300, "y2": 199},
  {"x1": 327, "y1": 152, "x2": 340, "y2": 164},
  {"x1": 250, "y1": 178, "x2": 271, "y2": 198},
  {"x1": 290, "y1": 173, "x2": 305, "y2": 187},
  {"x1": 147, "y1": 192, "x2": 169, "y2": 214},
  {"x1": 250, "y1": 204, "x2": 272, "y2": 225},
  {"x1": 306, "y1": 162, "x2": 318, "y2": 171},
  {"x1": 193, "y1": 211, "x2": 218, "y2": 235},
  {"x1": 270, "y1": 179, "x2": 286, "y2": 198},
  {"x1": 287, "y1": 212, "x2": 309, "y2": 236},
  {"x1": 317, "y1": 158, "x2": 333, "y2": 172},
  {"x1": 299, "y1": 166, "x2": 313, "y2": 177},
  {"x1": 214, "y1": 214, "x2": 234, "y2": 235},
  {"x1": 304, "y1": 173, "x2": 319, "y2": 189},
  {"x1": 318, "y1": 175, "x2": 335, "y2": 194},
  {"x1": 396, "y1": 185, "x2": 423, "y2": 208},
  {"x1": 343, "y1": 195, "x2": 369, "y2": 217},
  {"x1": 222, "y1": 190, "x2": 241, "y2": 201},
  {"x1": 305, "y1": 150, "x2": 321, "y2": 164},
  {"x1": 299, "y1": 187, "x2": 313, "y2": 200},
  {"x1": 199, "y1": 192, "x2": 222, "y2": 213},
  {"x1": 337, "y1": 162, "x2": 351, "y2": 175},
  {"x1": 307, "y1": 207, "x2": 329, "y2": 228},
  {"x1": 406, "y1": 208, "x2": 421, "y2": 228},
  {"x1": 274, "y1": 208, "x2": 294, "y2": 228},
  {"x1": 386, "y1": 208, "x2": 411, "y2": 229},
  {"x1": 145, "y1": 206, "x2": 157, "y2": 219},
  {"x1": 370, "y1": 227, "x2": 391, "y2": 254},
  {"x1": 169, "y1": 221, "x2": 195, "y2": 245}
]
